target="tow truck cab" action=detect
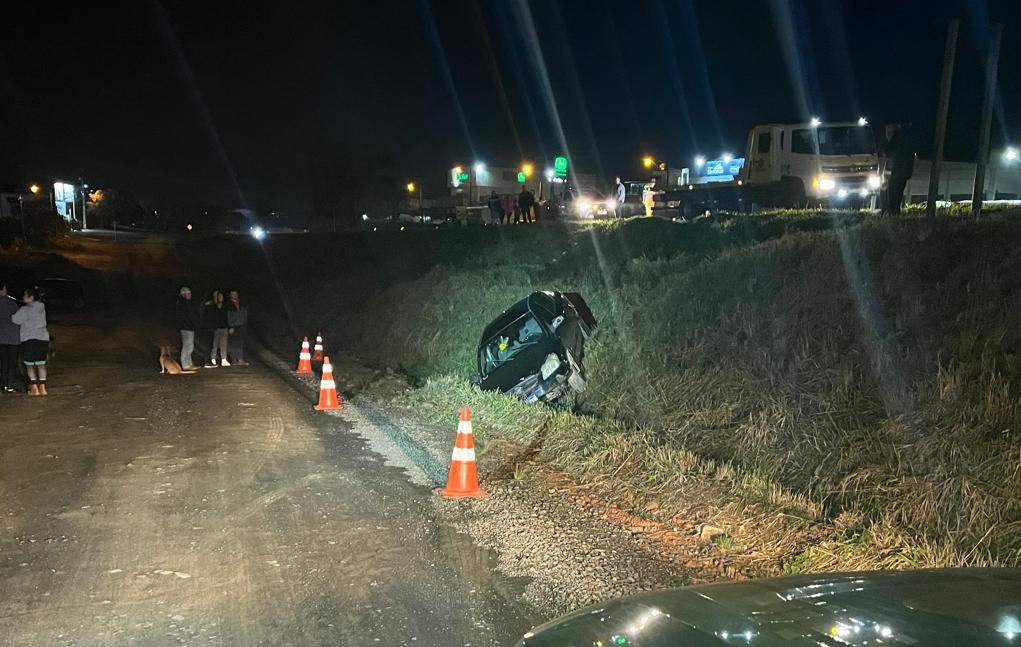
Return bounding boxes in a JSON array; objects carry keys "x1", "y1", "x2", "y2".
[
  {"x1": 652, "y1": 120, "x2": 883, "y2": 218},
  {"x1": 742, "y1": 120, "x2": 882, "y2": 202}
]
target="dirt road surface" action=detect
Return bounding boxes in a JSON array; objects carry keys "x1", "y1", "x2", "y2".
[{"x1": 0, "y1": 306, "x2": 535, "y2": 646}]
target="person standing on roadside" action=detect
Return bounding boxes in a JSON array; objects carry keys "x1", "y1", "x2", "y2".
[
  {"x1": 517, "y1": 187, "x2": 533, "y2": 224},
  {"x1": 175, "y1": 286, "x2": 200, "y2": 370},
  {"x1": 486, "y1": 190, "x2": 504, "y2": 225},
  {"x1": 226, "y1": 289, "x2": 249, "y2": 365},
  {"x1": 881, "y1": 122, "x2": 915, "y2": 216},
  {"x1": 502, "y1": 194, "x2": 515, "y2": 225},
  {"x1": 615, "y1": 176, "x2": 627, "y2": 219},
  {"x1": 12, "y1": 287, "x2": 50, "y2": 396},
  {"x1": 202, "y1": 290, "x2": 230, "y2": 367},
  {"x1": 0, "y1": 282, "x2": 20, "y2": 393}
]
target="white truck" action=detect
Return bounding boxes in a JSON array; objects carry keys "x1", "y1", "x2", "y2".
[{"x1": 652, "y1": 119, "x2": 883, "y2": 219}]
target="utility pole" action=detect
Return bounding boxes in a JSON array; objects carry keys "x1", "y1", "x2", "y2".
[
  {"x1": 972, "y1": 23, "x2": 1003, "y2": 219},
  {"x1": 78, "y1": 177, "x2": 89, "y2": 230},
  {"x1": 926, "y1": 19, "x2": 959, "y2": 224}
]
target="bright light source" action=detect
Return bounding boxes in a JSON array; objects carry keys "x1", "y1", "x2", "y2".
[
  {"x1": 868, "y1": 175, "x2": 882, "y2": 189},
  {"x1": 857, "y1": 116, "x2": 869, "y2": 126},
  {"x1": 361, "y1": 213, "x2": 369, "y2": 221},
  {"x1": 722, "y1": 152, "x2": 733, "y2": 163},
  {"x1": 544, "y1": 168, "x2": 554, "y2": 179},
  {"x1": 186, "y1": 223, "x2": 193, "y2": 231},
  {"x1": 642, "y1": 155, "x2": 655, "y2": 168},
  {"x1": 694, "y1": 155, "x2": 705, "y2": 167},
  {"x1": 250, "y1": 226, "x2": 266, "y2": 241},
  {"x1": 406, "y1": 182, "x2": 416, "y2": 193},
  {"x1": 474, "y1": 162, "x2": 485, "y2": 173},
  {"x1": 810, "y1": 117, "x2": 821, "y2": 127},
  {"x1": 521, "y1": 163, "x2": 534, "y2": 176},
  {"x1": 1005, "y1": 147, "x2": 1020, "y2": 162},
  {"x1": 29, "y1": 184, "x2": 40, "y2": 194}
]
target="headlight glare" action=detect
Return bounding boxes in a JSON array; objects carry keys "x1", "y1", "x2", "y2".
[{"x1": 540, "y1": 353, "x2": 561, "y2": 379}]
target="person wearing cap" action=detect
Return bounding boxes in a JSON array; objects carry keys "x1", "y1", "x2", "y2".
[{"x1": 175, "y1": 286, "x2": 200, "y2": 369}]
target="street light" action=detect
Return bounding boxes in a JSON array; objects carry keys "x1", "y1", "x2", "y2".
[
  {"x1": 1005, "y1": 146, "x2": 1019, "y2": 163},
  {"x1": 406, "y1": 181, "x2": 423, "y2": 210}
]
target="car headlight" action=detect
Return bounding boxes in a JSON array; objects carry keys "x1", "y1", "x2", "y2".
[
  {"x1": 818, "y1": 177, "x2": 836, "y2": 192},
  {"x1": 576, "y1": 200, "x2": 591, "y2": 214},
  {"x1": 540, "y1": 353, "x2": 561, "y2": 380},
  {"x1": 605, "y1": 200, "x2": 616, "y2": 211},
  {"x1": 867, "y1": 174, "x2": 882, "y2": 189}
]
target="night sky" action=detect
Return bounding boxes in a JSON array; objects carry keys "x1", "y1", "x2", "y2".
[{"x1": 1, "y1": 0, "x2": 1018, "y2": 217}]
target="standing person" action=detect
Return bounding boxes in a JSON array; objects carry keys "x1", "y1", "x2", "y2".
[
  {"x1": 881, "y1": 123, "x2": 915, "y2": 216},
  {"x1": 11, "y1": 287, "x2": 49, "y2": 396},
  {"x1": 615, "y1": 177, "x2": 627, "y2": 219},
  {"x1": 517, "y1": 187, "x2": 533, "y2": 224},
  {"x1": 502, "y1": 194, "x2": 514, "y2": 225},
  {"x1": 0, "y1": 282, "x2": 20, "y2": 393},
  {"x1": 486, "y1": 190, "x2": 504, "y2": 225},
  {"x1": 202, "y1": 290, "x2": 230, "y2": 367},
  {"x1": 226, "y1": 289, "x2": 249, "y2": 365},
  {"x1": 175, "y1": 286, "x2": 200, "y2": 369}
]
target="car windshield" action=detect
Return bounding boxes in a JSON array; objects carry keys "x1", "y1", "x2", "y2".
[
  {"x1": 791, "y1": 126, "x2": 876, "y2": 155},
  {"x1": 482, "y1": 314, "x2": 546, "y2": 374}
]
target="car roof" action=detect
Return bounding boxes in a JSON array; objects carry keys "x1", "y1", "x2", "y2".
[{"x1": 520, "y1": 568, "x2": 1021, "y2": 646}]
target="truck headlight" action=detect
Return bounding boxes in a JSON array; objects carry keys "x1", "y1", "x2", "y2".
[
  {"x1": 540, "y1": 353, "x2": 561, "y2": 379},
  {"x1": 818, "y1": 177, "x2": 836, "y2": 192},
  {"x1": 867, "y1": 175, "x2": 882, "y2": 189}
]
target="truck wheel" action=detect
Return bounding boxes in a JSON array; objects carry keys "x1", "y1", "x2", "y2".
[{"x1": 778, "y1": 176, "x2": 807, "y2": 208}]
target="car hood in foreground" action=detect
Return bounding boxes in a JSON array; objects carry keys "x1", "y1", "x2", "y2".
[{"x1": 517, "y1": 568, "x2": 1021, "y2": 646}]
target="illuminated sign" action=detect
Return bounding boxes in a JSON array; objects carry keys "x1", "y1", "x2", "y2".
[
  {"x1": 53, "y1": 182, "x2": 76, "y2": 219},
  {"x1": 701, "y1": 157, "x2": 745, "y2": 180},
  {"x1": 554, "y1": 156, "x2": 568, "y2": 178},
  {"x1": 517, "y1": 171, "x2": 527, "y2": 183}
]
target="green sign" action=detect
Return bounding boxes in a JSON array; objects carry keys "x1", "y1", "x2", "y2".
[
  {"x1": 457, "y1": 172, "x2": 469, "y2": 182},
  {"x1": 554, "y1": 156, "x2": 568, "y2": 177},
  {"x1": 517, "y1": 171, "x2": 527, "y2": 183}
]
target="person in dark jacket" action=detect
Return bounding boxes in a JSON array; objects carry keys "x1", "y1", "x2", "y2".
[
  {"x1": 881, "y1": 123, "x2": 915, "y2": 216},
  {"x1": 202, "y1": 290, "x2": 230, "y2": 367},
  {"x1": 175, "y1": 286, "x2": 200, "y2": 369},
  {"x1": 0, "y1": 282, "x2": 21, "y2": 393},
  {"x1": 226, "y1": 289, "x2": 249, "y2": 365}
]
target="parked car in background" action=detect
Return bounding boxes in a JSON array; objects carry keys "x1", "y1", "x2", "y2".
[
  {"x1": 473, "y1": 291, "x2": 596, "y2": 405},
  {"x1": 38, "y1": 277, "x2": 85, "y2": 309},
  {"x1": 517, "y1": 568, "x2": 1021, "y2": 646}
]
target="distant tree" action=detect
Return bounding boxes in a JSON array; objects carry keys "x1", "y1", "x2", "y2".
[{"x1": 85, "y1": 188, "x2": 145, "y2": 229}]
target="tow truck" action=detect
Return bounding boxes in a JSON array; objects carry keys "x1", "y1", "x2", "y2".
[{"x1": 652, "y1": 118, "x2": 882, "y2": 219}]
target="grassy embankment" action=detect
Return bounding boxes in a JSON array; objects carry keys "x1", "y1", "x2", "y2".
[{"x1": 252, "y1": 207, "x2": 1021, "y2": 575}]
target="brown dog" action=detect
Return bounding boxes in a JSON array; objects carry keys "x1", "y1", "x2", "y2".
[{"x1": 160, "y1": 345, "x2": 198, "y2": 374}]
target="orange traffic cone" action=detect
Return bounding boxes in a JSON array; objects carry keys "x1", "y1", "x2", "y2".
[
  {"x1": 312, "y1": 332, "x2": 325, "y2": 362},
  {"x1": 295, "y1": 337, "x2": 313, "y2": 374},
  {"x1": 314, "y1": 356, "x2": 344, "y2": 411},
  {"x1": 438, "y1": 408, "x2": 488, "y2": 499}
]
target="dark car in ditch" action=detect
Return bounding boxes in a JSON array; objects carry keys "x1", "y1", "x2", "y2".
[
  {"x1": 473, "y1": 291, "x2": 596, "y2": 405},
  {"x1": 517, "y1": 567, "x2": 1021, "y2": 646}
]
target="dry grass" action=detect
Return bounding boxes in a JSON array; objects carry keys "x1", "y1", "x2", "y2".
[{"x1": 300, "y1": 210, "x2": 1021, "y2": 570}]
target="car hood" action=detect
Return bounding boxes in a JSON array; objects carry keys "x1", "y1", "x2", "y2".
[{"x1": 518, "y1": 568, "x2": 1021, "y2": 646}]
